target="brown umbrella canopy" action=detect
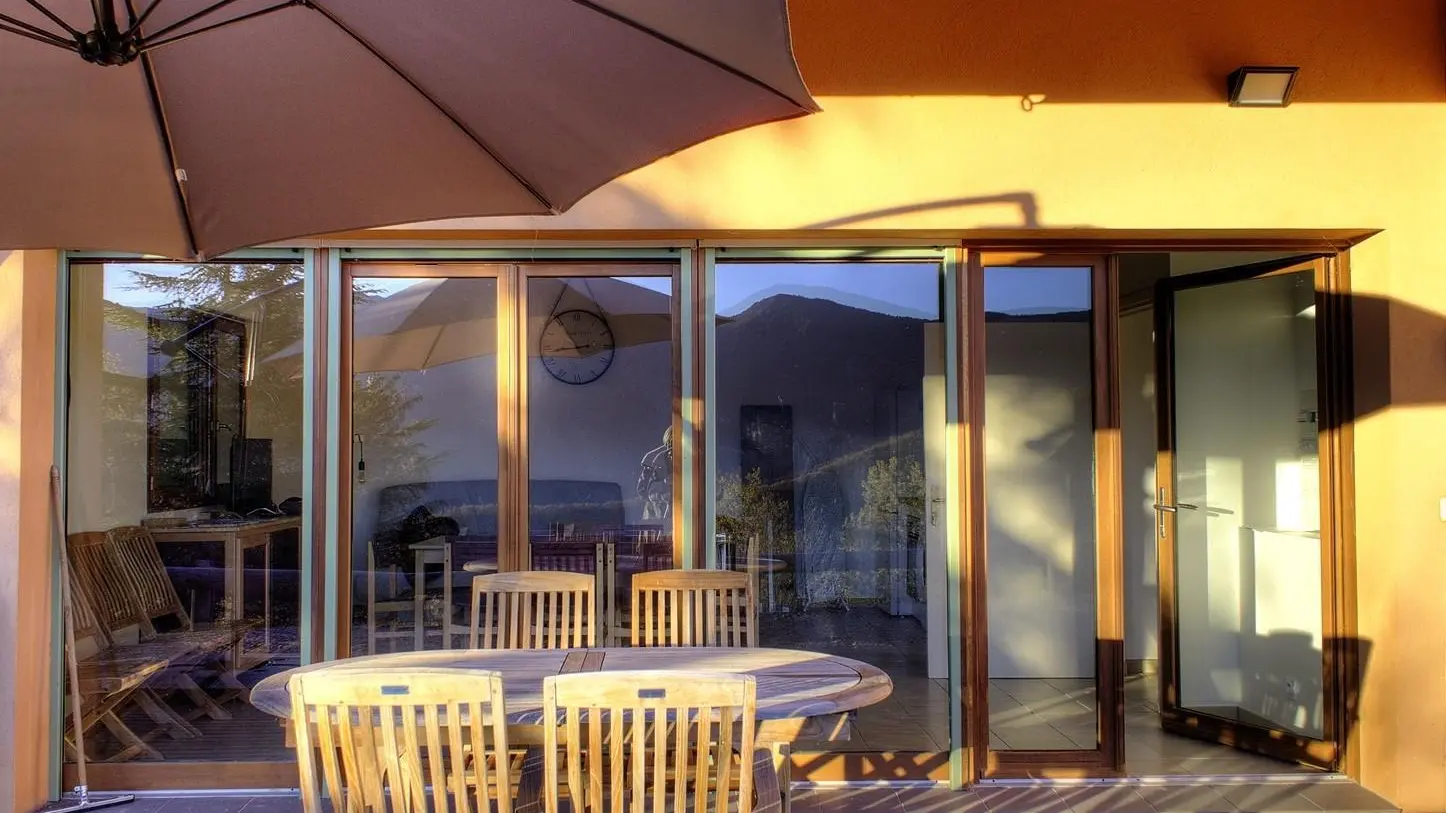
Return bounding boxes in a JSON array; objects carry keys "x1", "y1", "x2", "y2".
[{"x1": 0, "y1": 0, "x2": 816, "y2": 259}]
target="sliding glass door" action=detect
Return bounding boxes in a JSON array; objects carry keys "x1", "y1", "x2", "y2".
[
  {"x1": 970, "y1": 253, "x2": 1125, "y2": 778},
  {"x1": 711, "y1": 258, "x2": 953, "y2": 770},
  {"x1": 341, "y1": 259, "x2": 679, "y2": 656}
]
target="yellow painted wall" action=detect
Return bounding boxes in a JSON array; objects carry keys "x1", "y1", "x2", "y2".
[{"x1": 381, "y1": 2, "x2": 1446, "y2": 807}]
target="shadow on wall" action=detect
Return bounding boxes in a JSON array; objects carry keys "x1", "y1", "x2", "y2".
[
  {"x1": 786, "y1": 0, "x2": 1446, "y2": 103},
  {"x1": 804, "y1": 192, "x2": 1041, "y2": 230},
  {"x1": 1348, "y1": 291, "x2": 1446, "y2": 424}
]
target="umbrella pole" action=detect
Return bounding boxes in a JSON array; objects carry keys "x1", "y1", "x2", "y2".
[{"x1": 37, "y1": 466, "x2": 134, "y2": 813}]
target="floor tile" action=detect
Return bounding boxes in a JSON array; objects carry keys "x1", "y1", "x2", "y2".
[
  {"x1": 240, "y1": 797, "x2": 304, "y2": 813},
  {"x1": 973, "y1": 786, "x2": 1068, "y2": 813},
  {"x1": 796, "y1": 787, "x2": 903, "y2": 813},
  {"x1": 894, "y1": 787, "x2": 988, "y2": 813},
  {"x1": 155, "y1": 797, "x2": 254, "y2": 813},
  {"x1": 1296, "y1": 783, "x2": 1397, "y2": 813},
  {"x1": 1136, "y1": 786, "x2": 1239, "y2": 813},
  {"x1": 1054, "y1": 786, "x2": 1156, "y2": 813},
  {"x1": 1217, "y1": 784, "x2": 1323, "y2": 812}
]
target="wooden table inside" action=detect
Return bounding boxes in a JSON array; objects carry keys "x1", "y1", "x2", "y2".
[
  {"x1": 252, "y1": 646, "x2": 891, "y2": 809},
  {"x1": 148, "y1": 515, "x2": 301, "y2": 669}
]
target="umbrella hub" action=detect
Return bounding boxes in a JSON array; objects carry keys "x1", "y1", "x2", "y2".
[{"x1": 77, "y1": 24, "x2": 140, "y2": 66}]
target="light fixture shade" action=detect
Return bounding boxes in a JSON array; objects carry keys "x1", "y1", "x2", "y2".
[{"x1": 1228, "y1": 66, "x2": 1299, "y2": 107}]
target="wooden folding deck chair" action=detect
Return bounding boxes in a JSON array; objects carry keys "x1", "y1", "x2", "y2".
[
  {"x1": 64, "y1": 559, "x2": 179, "y2": 762},
  {"x1": 69, "y1": 529, "x2": 246, "y2": 723}
]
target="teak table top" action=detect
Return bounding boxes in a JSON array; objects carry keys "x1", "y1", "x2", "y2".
[{"x1": 251, "y1": 646, "x2": 892, "y2": 724}]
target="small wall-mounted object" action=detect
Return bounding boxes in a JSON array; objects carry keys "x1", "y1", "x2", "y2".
[{"x1": 1227, "y1": 66, "x2": 1299, "y2": 107}]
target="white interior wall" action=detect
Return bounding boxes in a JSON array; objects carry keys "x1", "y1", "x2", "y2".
[
  {"x1": 985, "y1": 319, "x2": 1095, "y2": 679},
  {"x1": 1119, "y1": 309, "x2": 1159, "y2": 663}
]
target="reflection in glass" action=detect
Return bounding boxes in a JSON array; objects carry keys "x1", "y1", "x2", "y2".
[
  {"x1": 1173, "y1": 270, "x2": 1324, "y2": 738},
  {"x1": 983, "y1": 266, "x2": 1098, "y2": 751},
  {"x1": 527, "y1": 271, "x2": 676, "y2": 645},
  {"x1": 65, "y1": 262, "x2": 305, "y2": 764},
  {"x1": 348, "y1": 273, "x2": 500, "y2": 656},
  {"x1": 714, "y1": 261, "x2": 948, "y2": 752}
]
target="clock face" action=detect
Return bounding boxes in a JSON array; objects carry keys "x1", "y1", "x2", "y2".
[{"x1": 539, "y1": 310, "x2": 616, "y2": 385}]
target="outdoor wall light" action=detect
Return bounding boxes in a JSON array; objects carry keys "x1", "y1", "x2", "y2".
[{"x1": 1227, "y1": 66, "x2": 1299, "y2": 107}]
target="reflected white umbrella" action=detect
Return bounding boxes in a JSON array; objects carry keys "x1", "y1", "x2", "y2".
[{"x1": 270, "y1": 275, "x2": 675, "y2": 372}]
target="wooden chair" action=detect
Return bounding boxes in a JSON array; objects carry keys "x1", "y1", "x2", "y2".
[
  {"x1": 541, "y1": 671, "x2": 779, "y2": 813},
  {"x1": 103, "y1": 525, "x2": 251, "y2": 646},
  {"x1": 603, "y1": 530, "x2": 672, "y2": 646},
  {"x1": 469, "y1": 571, "x2": 597, "y2": 650},
  {"x1": 290, "y1": 667, "x2": 529, "y2": 813},
  {"x1": 631, "y1": 570, "x2": 757, "y2": 648},
  {"x1": 368, "y1": 540, "x2": 415, "y2": 653},
  {"x1": 72, "y1": 528, "x2": 244, "y2": 721},
  {"x1": 64, "y1": 562, "x2": 177, "y2": 762}
]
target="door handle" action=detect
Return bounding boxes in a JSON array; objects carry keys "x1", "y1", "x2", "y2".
[{"x1": 1155, "y1": 489, "x2": 1198, "y2": 537}]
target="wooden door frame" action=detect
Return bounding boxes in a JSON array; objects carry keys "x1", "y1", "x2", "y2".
[
  {"x1": 964, "y1": 251, "x2": 1126, "y2": 779},
  {"x1": 334, "y1": 258, "x2": 682, "y2": 658},
  {"x1": 1152, "y1": 253, "x2": 1356, "y2": 770}
]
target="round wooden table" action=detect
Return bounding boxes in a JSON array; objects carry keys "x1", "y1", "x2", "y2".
[
  {"x1": 252, "y1": 646, "x2": 890, "y2": 809},
  {"x1": 253, "y1": 646, "x2": 890, "y2": 723}
]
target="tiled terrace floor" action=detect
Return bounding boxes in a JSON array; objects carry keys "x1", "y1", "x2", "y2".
[{"x1": 48, "y1": 781, "x2": 1398, "y2": 813}]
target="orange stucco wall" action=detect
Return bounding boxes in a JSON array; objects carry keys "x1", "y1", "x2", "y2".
[
  {"x1": 388, "y1": 3, "x2": 1446, "y2": 809},
  {"x1": 0, "y1": 250, "x2": 57, "y2": 813}
]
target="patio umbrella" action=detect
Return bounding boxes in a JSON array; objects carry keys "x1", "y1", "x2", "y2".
[{"x1": 0, "y1": 0, "x2": 816, "y2": 260}]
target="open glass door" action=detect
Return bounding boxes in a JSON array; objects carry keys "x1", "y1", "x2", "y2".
[{"x1": 1154, "y1": 256, "x2": 1340, "y2": 769}]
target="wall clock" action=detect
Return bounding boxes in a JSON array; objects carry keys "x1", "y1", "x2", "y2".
[{"x1": 540, "y1": 309, "x2": 616, "y2": 385}]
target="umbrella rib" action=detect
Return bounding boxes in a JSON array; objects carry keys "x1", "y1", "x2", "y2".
[
  {"x1": 561, "y1": 0, "x2": 815, "y2": 111},
  {"x1": 141, "y1": 0, "x2": 299, "y2": 52},
  {"x1": 0, "y1": 14, "x2": 73, "y2": 48},
  {"x1": 22, "y1": 0, "x2": 82, "y2": 38},
  {"x1": 306, "y1": 0, "x2": 562, "y2": 215},
  {"x1": 127, "y1": 0, "x2": 201, "y2": 260}
]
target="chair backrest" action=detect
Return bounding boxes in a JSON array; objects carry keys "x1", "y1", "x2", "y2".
[
  {"x1": 543, "y1": 671, "x2": 757, "y2": 813},
  {"x1": 67, "y1": 531, "x2": 146, "y2": 639},
  {"x1": 469, "y1": 571, "x2": 596, "y2": 649},
  {"x1": 632, "y1": 570, "x2": 756, "y2": 648},
  {"x1": 529, "y1": 540, "x2": 601, "y2": 575},
  {"x1": 104, "y1": 525, "x2": 191, "y2": 635},
  {"x1": 291, "y1": 667, "x2": 514, "y2": 813},
  {"x1": 63, "y1": 552, "x2": 112, "y2": 659}
]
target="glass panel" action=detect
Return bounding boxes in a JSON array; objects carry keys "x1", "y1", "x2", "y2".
[
  {"x1": 984, "y1": 265, "x2": 1098, "y2": 751},
  {"x1": 65, "y1": 261, "x2": 305, "y2": 765},
  {"x1": 1172, "y1": 270, "x2": 1323, "y2": 738},
  {"x1": 526, "y1": 269, "x2": 676, "y2": 646},
  {"x1": 714, "y1": 261, "x2": 948, "y2": 752},
  {"x1": 348, "y1": 272, "x2": 501, "y2": 654}
]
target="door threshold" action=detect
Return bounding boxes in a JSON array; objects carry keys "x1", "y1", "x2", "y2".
[{"x1": 976, "y1": 773, "x2": 1350, "y2": 788}]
